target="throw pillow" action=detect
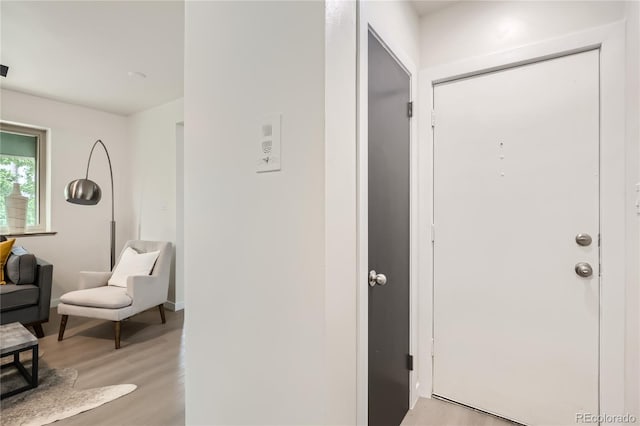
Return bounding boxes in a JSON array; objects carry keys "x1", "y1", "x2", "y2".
[
  {"x1": 6, "y1": 246, "x2": 37, "y2": 284},
  {"x1": 0, "y1": 238, "x2": 16, "y2": 285},
  {"x1": 107, "y1": 247, "x2": 160, "y2": 287}
]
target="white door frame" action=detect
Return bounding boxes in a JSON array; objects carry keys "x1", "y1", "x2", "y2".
[
  {"x1": 356, "y1": 2, "x2": 421, "y2": 424},
  {"x1": 418, "y1": 21, "x2": 627, "y2": 417}
]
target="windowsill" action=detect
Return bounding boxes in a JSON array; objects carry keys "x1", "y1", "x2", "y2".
[{"x1": 1, "y1": 231, "x2": 57, "y2": 237}]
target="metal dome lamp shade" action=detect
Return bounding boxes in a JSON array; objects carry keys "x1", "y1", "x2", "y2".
[{"x1": 64, "y1": 140, "x2": 116, "y2": 269}]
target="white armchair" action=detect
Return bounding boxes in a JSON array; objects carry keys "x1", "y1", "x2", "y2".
[{"x1": 57, "y1": 240, "x2": 172, "y2": 349}]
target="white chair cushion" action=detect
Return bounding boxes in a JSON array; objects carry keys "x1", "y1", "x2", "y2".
[
  {"x1": 108, "y1": 247, "x2": 160, "y2": 288},
  {"x1": 60, "y1": 286, "x2": 133, "y2": 309}
]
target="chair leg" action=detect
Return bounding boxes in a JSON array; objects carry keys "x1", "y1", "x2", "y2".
[
  {"x1": 158, "y1": 304, "x2": 166, "y2": 324},
  {"x1": 58, "y1": 315, "x2": 68, "y2": 341},
  {"x1": 114, "y1": 321, "x2": 121, "y2": 349},
  {"x1": 33, "y1": 323, "x2": 45, "y2": 338}
]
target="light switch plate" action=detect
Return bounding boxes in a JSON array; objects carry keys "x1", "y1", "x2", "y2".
[{"x1": 256, "y1": 114, "x2": 281, "y2": 173}]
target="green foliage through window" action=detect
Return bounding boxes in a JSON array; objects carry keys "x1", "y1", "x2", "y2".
[
  {"x1": 0, "y1": 155, "x2": 37, "y2": 226},
  {"x1": 0, "y1": 128, "x2": 41, "y2": 228}
]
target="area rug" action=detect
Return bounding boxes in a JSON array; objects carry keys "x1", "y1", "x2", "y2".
[{"x1": 1, "y1": 364, "x2": 136, "y2": 426}]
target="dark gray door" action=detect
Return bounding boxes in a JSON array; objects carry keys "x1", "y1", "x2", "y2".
[{"x1": 368, "y1": 30, "x2": 411, "y2": 426}]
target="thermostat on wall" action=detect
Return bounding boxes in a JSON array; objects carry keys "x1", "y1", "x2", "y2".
[{"x1": 256, "y1": 114, "x2": 281, "y2": 173}]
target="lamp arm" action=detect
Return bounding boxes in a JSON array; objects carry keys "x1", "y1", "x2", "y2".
[
  {"x1": 85, "y1": 139, "x2": 116, "y2": 269},
  {"x1": 84, "y1": 140, "x2": 115, "y2": 222}
]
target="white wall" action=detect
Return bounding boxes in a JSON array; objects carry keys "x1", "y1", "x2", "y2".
[
  {"x1": 420, "y1": 1, "x2": 626, "y2": 68},
  {"x1": 128, "y1": 97, "x2": 184, "y2": 310},
  {"x1": 419, "y1": 0, "x2": 639, "y2": 416},
  {"x1": 0, "y1": 89, "x2": 134, "y2": 302},
  {"x1": 367, "y1": 0, "x2": 420, "y2": 67},
  {"x1": 175, "y1": 122, "x2": 184, "y2": 311},
  {"x1": 184, "y1": 2, "x2": 326, "y2": 424},
  {"x1": 325, "y1": 1, "x2": 357, "y2": 424},
  {"x1": 625, "y1": 0, "x2": 640, "y2": 416}
]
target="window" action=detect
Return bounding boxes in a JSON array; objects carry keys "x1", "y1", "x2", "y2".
[{"x1": 0, "y1": 122, "x2": 47, "y2": 232}]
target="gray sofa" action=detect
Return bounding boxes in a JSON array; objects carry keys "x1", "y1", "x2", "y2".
[{"x1": 0, "y1": 246, "x2": 53, "y2": 338}]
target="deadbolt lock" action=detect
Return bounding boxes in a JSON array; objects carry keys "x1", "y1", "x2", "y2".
[{"x1": 575, "y1": 233, "x2": 592, "y2": 247}]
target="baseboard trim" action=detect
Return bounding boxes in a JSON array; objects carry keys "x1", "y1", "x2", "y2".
[
  {"x1": 50, "y1": 297, "x2": 60, "y2": 308},
  {"x1": 164, "y1": 300, "x2": 185, "y2": 312}
]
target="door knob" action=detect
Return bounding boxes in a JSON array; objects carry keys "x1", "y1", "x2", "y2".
[
  {"x1": 575, "y1": 262, "x2": 593, "y2": 278},
  {"x1": 575, "y1": 233, "x2": 592, "y2": 247},
  {"x1": 369, "y1": 270, "x2": 387, "y2": 287}
]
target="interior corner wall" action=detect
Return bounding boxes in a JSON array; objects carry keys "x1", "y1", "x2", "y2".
[
  {"x1": 128, "y1": 97, "x2": 184, "y2": 310},
  {"x1": 0, "y1": 89, "x2": 134, "y2": 303},
  {"x1": 184, "y1": 2, "x2": 327, "y2": 424}
]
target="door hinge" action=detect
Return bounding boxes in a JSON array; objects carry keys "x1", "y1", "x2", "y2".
[
  {"x1": 598, "y1": 233, "x2": 602, "y2": 276},
  {"x1": 431, "y1": 224, "x2": 435, "y2": 242},
  {"x1": 431, "y1": 338, "x2": 435, "y2": 357},
  {"x1": 431, "y1": 110, "x2": 436, "y2": 127},
  {"x1": 407, "y1": 354, "x2": 414, "y2": 371},
  {"x1": 408, "y1": 102, "x2": 413, "y2": 118}
]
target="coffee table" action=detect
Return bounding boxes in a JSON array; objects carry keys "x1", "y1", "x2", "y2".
[{"x1": 1, "y1": 322, "x2": 39, "y2": 399}]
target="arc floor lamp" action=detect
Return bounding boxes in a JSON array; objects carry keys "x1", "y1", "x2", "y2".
[{"x1": 64, "y1": 140, "x2": 116, "y2": 270}]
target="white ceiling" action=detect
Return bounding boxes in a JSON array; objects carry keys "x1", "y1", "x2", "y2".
[
  {"x1": 0, "y1": 0, "x2": 184, "y2": 116},
  {"x1": 411, "y1": 0, "x2": 458, "y2": 16}
]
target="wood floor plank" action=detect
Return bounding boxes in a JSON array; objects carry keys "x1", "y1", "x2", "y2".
[
  {"x1": 36, "y1": 307, "x2": 185, "y2": 426},
  {"x1": 36, "y1": 308, "x2": 515, "y2": 426}
]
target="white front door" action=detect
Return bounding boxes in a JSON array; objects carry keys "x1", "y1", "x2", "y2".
[{"x1": 433, "y1": 50, "x2": 600, "y2": 425}]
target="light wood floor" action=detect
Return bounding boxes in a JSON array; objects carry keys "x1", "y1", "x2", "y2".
[
  {"x1": 401, "y1": 397, "x2": 517, "y2": 426},
  {"x1": 33, "y1": 307, "x2": 185, "y2": 426},
  {"x1": 30, "y1": 310, "x2": 513, "y2": 426}
]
